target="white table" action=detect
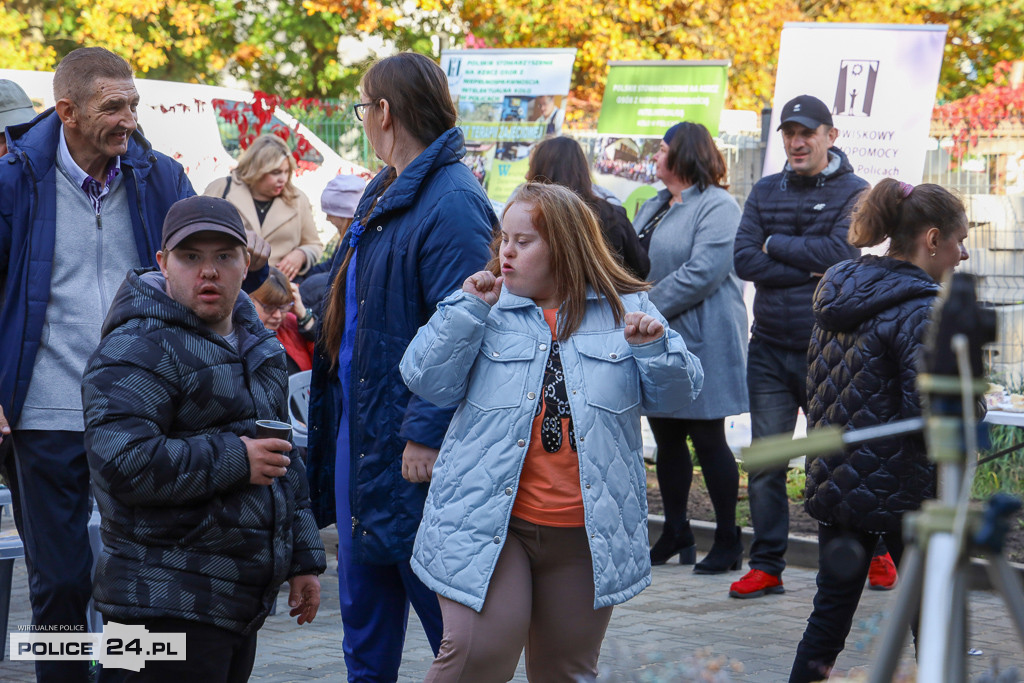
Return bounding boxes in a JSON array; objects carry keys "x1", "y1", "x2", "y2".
[{"x1": 985, "y1": 410, "x2": 1024, "y2": 428}]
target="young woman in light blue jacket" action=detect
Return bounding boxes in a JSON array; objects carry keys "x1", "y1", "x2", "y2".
[{"x1": 400, "y1": 183, "x2": 704, "y2": 682}]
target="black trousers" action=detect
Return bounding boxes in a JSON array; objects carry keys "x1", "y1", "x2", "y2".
[
  {"x1": 99, "y1": 618, "x2": 258, "y2": 682},
  {"x1": 10, "y1": 430, "x2": 93, "y2": 683},
  {"x1": 790, "y1": 524, "x2": 908, "y2": 683}
]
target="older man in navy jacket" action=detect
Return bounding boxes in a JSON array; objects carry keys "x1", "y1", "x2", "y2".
[
  {"x1": 0, "y1": 47, "x2": 197, "y2": 683},
  {"x1": 731, "y1": 95, "x2": 868, "y2": 600}
]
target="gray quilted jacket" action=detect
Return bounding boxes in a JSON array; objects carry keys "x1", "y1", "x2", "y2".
[
  {"x1": 401, "y1": 289, "x2": 703, "y2": 611},
  {"x1": 83, "y1": 268, "x2": 326, "y2": 634}
]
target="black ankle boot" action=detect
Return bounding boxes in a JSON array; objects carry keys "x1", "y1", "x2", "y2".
[
  {"x1": 650, "y1": 521, "x2": 696, "y2": 566},
  {"x1": 693, "y1": 526, "x2": 743, "y2": 574}
]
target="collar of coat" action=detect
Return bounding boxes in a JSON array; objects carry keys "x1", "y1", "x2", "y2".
[
  {"x1": 495, "y1": 287, "x2": 606, "y2": 310},
  {"x1": 350, "y1": 127, "x2": 466, "y2": 229},
  {"x1": 222, "y1": 172, "x2": 299, "y2": 240}
]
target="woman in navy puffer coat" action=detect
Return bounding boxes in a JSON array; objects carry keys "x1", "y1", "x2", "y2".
[{"x1": 791, "y1": 179, "x2": 970, "y2": 682}]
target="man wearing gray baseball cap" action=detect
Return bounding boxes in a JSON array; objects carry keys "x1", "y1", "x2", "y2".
[
  {"x1": 82, "y1": 195, "x2": 326, "y2": 680},
  {"x1": 0, "y1": 79, "x2": 37, "y2": 156}
]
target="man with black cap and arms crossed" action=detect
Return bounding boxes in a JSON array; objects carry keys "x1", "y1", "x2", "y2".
[
  {"x1": 731, "y1": 95, "x2": 869, "y2": 599},
  {"x1": 82, "y1": 195, "x2": 326, "y2": 681}
]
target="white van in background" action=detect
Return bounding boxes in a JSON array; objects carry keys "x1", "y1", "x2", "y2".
[{"x1": 0, "y1": 69, "x2": 371, "y2": 244}]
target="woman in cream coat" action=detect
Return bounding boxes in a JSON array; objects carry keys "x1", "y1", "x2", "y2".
[{"x1": 205, "y1": 134, "x2": 322, "y2": 279}]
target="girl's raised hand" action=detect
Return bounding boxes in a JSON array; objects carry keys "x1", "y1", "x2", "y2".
[
  {"x1": 463, "y1": 271, "x2": 504, "y2": 306},
  {"x1": 624, "y1": 311, "x2": 665, "y2": 345}
]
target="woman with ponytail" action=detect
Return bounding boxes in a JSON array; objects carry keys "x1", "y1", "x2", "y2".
[
  {"x1": 304, "y1": 52, "x2": 496, "y2": 681},
  {"x1": 790, "y1": 179, "x2": 969, "y2": 682}
]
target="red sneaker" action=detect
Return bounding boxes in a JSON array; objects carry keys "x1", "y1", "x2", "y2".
[
  {"x1": 729, "y1": 569, "x2": 784, "y2": 599},
  {"x1": 868, "y1": 552, "x2": 898, "y2": 590}
]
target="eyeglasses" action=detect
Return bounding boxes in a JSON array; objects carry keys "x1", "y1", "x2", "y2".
[
  {"x1": 352, "y1": 101, "x2": 376, "y2": 122},
  {"x1": 255, "y1": 300, "x2": 294, "y2": 314}
]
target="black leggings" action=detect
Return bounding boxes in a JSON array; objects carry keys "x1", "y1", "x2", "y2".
[{"x1": 648, "y1": 417, "x2": 738, "y2": 533}]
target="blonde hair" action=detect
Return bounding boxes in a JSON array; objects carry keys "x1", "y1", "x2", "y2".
[
  {"x1": 235, "y1": 134, "x2": 297, "y2": 204},
  {"x1": 493, "y1": 183, "x2": 649, "y2": 339}
]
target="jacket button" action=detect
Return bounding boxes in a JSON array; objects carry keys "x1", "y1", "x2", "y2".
[
  {"x1": 493, "y1": 536, "x2": 501, "y2": 544},
  {"x1": 527, "y1": 392, "x2": 536, "y2": 400},
  {"x1": 539, "y1": 343, "x2": 547, "y2": 351},
  {"x1": 517, "y1": 439, "x2": 526, "y2": 447},
  {"x1": 359, "y1": 453, "x2": 365, "y2": 458},
  {"x1": 505, "y1": 487, "x2": 513, "y2": 496},
  {"x1": 376, "y1": 225, "x2": 382, "y2": 231},
  {"x1": 585, "y1": 483, "x2": 591, "y2": 489},
  {"x1": 360, "y1": 378, "x2": 365, "y2": 383},
  {"x1": 491, "y1": 351, "x2": 500, "y2": 357},
  {"x1": 609, "y1": 352, "x2": 618, "y2": 359}
]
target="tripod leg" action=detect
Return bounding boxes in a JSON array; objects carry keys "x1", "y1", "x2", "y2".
[
  {"x1": 919, "y1": 533, "x2": 959, "y2": 682},
  {"x1": 945, "y1": 564, "x2": 969, "y2": 682},
  {"x1": 869, "y1": 545, "x2": 924, "y2": 683},
  {"x1": 986, "y1": 554, "x2": 1024, "y2": 644}
]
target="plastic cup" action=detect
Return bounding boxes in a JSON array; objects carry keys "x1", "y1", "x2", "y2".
[{"x1": 255, "y1": 419, "x2": 293, "y2": 440}]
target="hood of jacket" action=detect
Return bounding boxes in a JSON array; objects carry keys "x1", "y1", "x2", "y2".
[
  {"x1": 781, "y1": 146, "x2": 856, "y2": 190},
  {"x1": 813, "y1": 255, "x2": 939, "y2": 334},
  {"x1": 101, "y1": 268, "x2": 269, "y2": 345},
  {"x1": 355, "y1": 126, "x2": 467, "y2": 226}
]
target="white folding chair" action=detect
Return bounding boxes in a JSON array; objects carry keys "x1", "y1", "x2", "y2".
[{"x1": 288, "y1": 370, "x2": 312, "y2": 449}]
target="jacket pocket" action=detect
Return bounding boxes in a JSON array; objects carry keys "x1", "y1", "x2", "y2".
[
  {"x1": 574, "y1": 334, "x2": 641, "y2": 414},
  {"x1": 465, "y1": 331, "x2": 537, "y2": 411}
]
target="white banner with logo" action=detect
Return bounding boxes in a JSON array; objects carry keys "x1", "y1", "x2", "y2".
[
  {"x1": 764, "y1": 23, "x2": 947, "y2": 185},
  {"x1": 440, "y1": 48, "x2": 577, "y2": 204}
]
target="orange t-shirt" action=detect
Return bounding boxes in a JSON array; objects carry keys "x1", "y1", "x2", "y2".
[{"x1": 511, "y1": 309, "x2": 585, "y2": 527}]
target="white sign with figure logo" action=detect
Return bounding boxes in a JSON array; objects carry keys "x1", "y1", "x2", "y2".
[{"x1": 764, "y1": 23, "x2": 947, "y2": 185}]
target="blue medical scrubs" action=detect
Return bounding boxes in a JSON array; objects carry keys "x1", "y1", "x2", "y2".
[{"x1": 333, "y1": 236, "x2": 443, "y2": 682}]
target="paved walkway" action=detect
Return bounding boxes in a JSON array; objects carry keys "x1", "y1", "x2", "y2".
[{"x1": 3, "y1": 526, "x2": 1023, "y2": 681}]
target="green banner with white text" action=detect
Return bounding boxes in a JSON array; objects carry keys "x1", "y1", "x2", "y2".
[{"x1": 597, "y1": 61, "x2": 729, "y2": 136}]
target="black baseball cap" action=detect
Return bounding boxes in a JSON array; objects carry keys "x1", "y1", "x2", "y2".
[
  {"x1": 162, "y1": 196, "x2": 248, "y2": 251},
  {"x1": 777, "y1": 95, "x2": 833, "y2": 130}
]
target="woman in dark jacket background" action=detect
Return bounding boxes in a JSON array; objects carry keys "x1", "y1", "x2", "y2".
[
  {"x1": 305, "y1": 53, "x2": 495, "y2": 681},
  {"x1": 525, "y1": 136, "x2": 649, "y2": 278},
  {"x1": 790, "y1": 179, "x2": 969, "y2": 682}
]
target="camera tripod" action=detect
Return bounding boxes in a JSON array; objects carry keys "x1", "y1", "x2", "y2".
[{"x1": 744, "y1": 273, "x2": 1024, "y2": 683}]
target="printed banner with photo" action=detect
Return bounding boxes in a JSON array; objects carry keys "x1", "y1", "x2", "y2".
[
  {"x1": 592, "y1": 61, "x2": 730, "y2": 216},
  {"x1": 441, "y1": 48, "x2": 577, "y2": 205},
  {"x1": 764, "y1": 23, "x2": 947, "y2": 185}
]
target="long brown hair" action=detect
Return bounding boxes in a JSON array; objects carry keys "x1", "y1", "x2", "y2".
[
  {"x1": 525, "y1": 137, "x2": 597, "y2": 203},
  {"x1": 492, "y1": 183, "x2": 649, "y2": 340},
  {"x1": 848, "y1": 179, "x2": 966, "y2": 256},
  {"x1": 320, "y1": 52, "x2": 456, "y2": 366}
]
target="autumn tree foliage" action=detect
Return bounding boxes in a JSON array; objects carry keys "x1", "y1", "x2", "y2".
[
  {"x1": 933, "y1": 61, "x2": 1024, "y2": 160},
  {"x1": 0, "y1": 0, "x2": 229, "y2": 81},
  {"x1": 463, "y1": 0, "x2": 1024, "y2": 119}
]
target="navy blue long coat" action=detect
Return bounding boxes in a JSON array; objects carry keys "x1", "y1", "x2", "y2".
[{"x1": 305, "y1": 127, "x2": 496, "y2": 564}]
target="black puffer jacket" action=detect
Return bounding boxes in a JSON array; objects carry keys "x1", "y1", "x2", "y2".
[
  {"x1": 591, "y1": 197, "x2": 650, "y2": 279},
  {"x1": 83, "y1": 269, "x2": 326, "y2": 634},
  {"x1": 734, "y1": 148, "x2": 868, "y2": 350},
  {"x1": 804, "y1": 256, "x2": 939, "y2": 533}
]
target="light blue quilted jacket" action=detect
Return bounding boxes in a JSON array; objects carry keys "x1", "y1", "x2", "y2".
[{"x1": 400, "y1": 288, "x2": 703, "y2": 611}]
